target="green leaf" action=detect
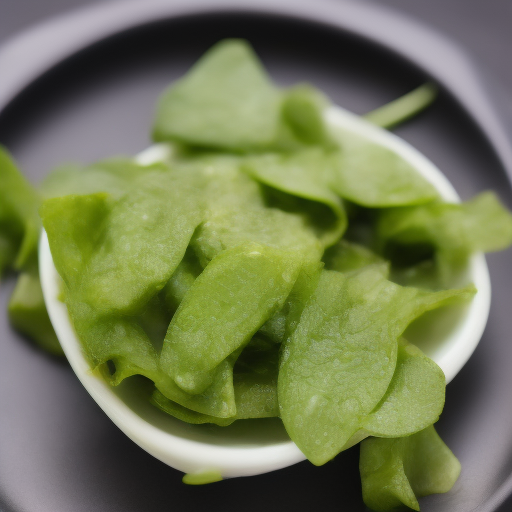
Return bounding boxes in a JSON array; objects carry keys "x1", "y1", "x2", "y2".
[
  {"x1": 260, "y1": 259, "x2": 323, "y2": 344},
  {"x1": 161, "y1": 247, "x2": 203, "y2": 314},
  {"x1": 8, "y1": 270, "x2": 62, "y2": 356},
  {"x1": 152, "y1": 334, "x2": 281, "y2": 423},
  {"x1": 150, "y1": 390, "x2": 235, "y2": 426},
  {"x1": 242, "y1": 148, "x2": 347, "y2": 247},
  {"x1": 323, "y1": 239, "x2": 385, "y2": 273},
  {"x1": 40, "y1": 158, "x2": 168, "y2": 200},
  {"x1": 362, "y1": 341, "x2": 445, "y2": 437},
  {"x1": 232, "y1": 335, "x2": 280, "y2": 419},
  {"x1": 42, "y1": 170, "x2": 205, "y2": 314},
  {"x1": 360, "y1": 426, "x2": 461, "y2": 511},
  {"x1": 281, "y1": 84, "x2": 331, "y2": 146},
  {"x1": 160, "y1": 242, "x2": 302, "y2": 395},
  {"x1": 183, "y1": 154, "x2": 323, "y2": 265},
  {"x1": 0, "y1": 146, "x2": 41, "y2": 274},
  {"x1": 377, "y1": 191, "x2": 512, "y2": 285},
  {"x1": 152, "y1": 39, "x2": 283, "y2": 152},
  {"x1": 278, "y1": 267, "x2": 473, "y2": 465},
  {"x1": 331, "y1": 131, "x2": 439, "y2": 207}
]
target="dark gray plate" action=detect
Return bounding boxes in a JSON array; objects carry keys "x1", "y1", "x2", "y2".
[{"x1": 1, "y1": 1, "x2": 512, "y2": 511}]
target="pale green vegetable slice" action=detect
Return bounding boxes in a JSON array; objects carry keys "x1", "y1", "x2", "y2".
[
  {"x1": 182, "y1": 471, "x2": 223, "y2": 485},
  {"x1": 161, "y1": 247, "x2": 203, "y2": 314},
  {"x1": 278, "y1": 267, "x2": 474, "y2": 465},
  {"x1": 42, "y1": 170, "x2": 205, "y2": 314},
  {"x1": 83, "y1": 173, "x2": 204, "y2": 314},
  {"x1": 242, "y1": 148, "x2": 346, "y2": 246},
  {"x1": 0, "y1": 148, "x2": 61, "y2": 352},
  {"x1": 323, "y1": 239, "x2": 385, "y2": 273},
  {"x1": 360, "y1": 426, "x2": 461, "y2": 512},
  {"x1": 281, "y1": 84, "x2": 331, "y2": 146},
  {"x1": 41, "y1": 194, "x2": 110, "y2": 291},
  {"x1": 41, "y1": 159, "x2": 168, "y2": 200},
  {"x1": 377, "y1": 191, "x2": 512, "y2": 284},
  {"x1": 0, "y1": 146, "x2": 40, "y2": 273},
  {"x1": 151, "y1": 390, "x2": 235, "y2": 426},
  {"x1": 331, "y1": 131, "x2": 439, "y2": 207},
  {"x1": 232, "y1": 335, "x2": 280, "y2": 419},
  {"x1": 193, "y1": 199, "x2": 322, "y2": 263},
  {"x1": 155, "y1": 353, "x2": 239, "y2": 418},
  {"x1": 8, "y1": 270, "x2": 63, "y2": 356},
  {"x1": 183, "y1": 154, "x2": 323, "y2": 265},
  {"x1": 153, "y1": 335, "x2": 280, "y2": 422},
  {"x1": 67, "y1": 301, "x2": 238, "y2": 417},
  {"x1": 160, "y1": 242, "x2": 302, "y2": 395},
  {"x1": 41, "y1": 182, "x2": 240, "y2": 417},
  {"x1": 362, "y1": 341, "x2": 445, "y2": 437},
  {"x1": 260, "y1": 259, "x2": 323, "y2": 344},
  {"x1": 153, "y1": 39, "x2": 283, "y2": 152}
]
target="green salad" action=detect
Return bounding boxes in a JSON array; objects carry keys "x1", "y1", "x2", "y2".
[{"x1": 2, "y1": 39, "x2": 512, "y2": 511}]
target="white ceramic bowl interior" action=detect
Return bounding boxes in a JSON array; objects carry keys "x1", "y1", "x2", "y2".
[{"x1": 39, "y1": 105, "x2": 491, "y2": 479}]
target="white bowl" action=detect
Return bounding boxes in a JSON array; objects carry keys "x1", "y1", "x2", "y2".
[{"x1": 39, "y1": 105, "x2": 491, "y2": 479}]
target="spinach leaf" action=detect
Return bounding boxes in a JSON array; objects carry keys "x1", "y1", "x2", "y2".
[
  {"x1": 323, "y1": 239, "x2": 385, "y2": 273},
  {"x1": 362, "y1": 341, "x2": 445, "y2": 437},
  {"x1": 160, "y1": 242, "x2": 302, "y2": 395},
  {"x1": 278, "y1": 267, "x2": 473, "y2": 465},
  {"x1": 331, "y1": 131, "x2": 439, "y2": 207},
  {"x1": 8, "y1": 270, "x2": 62, "y2": 356},
  {"x1": 360, "y1": 426, "x2": 461, "y2": 511},
  {"x1": 0, "y1": 146, "x2": 40, "y2": 274},
  {"x1": 153, "y1": 39, "x2": 283, "y2": 152},
  {"x1": 377, "y1": 191, "x2": 512, "y2": 285},
  {"x1": 242, "y1": 148, "x2": 346, "y2": 247}
]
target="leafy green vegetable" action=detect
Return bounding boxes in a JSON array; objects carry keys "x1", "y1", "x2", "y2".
[
  {"x1": 160, "y1": 242, "x2": 301, "y2": 395},
  {"x1": 161, "y1": 247, "x2": 203, "y2": 314},
  {"x1": 152, "y1": 40, "x2": 333, "y2": 153},
  {"x1": 281, "y1": 84, "x2": 332, "y2": 146},
  {"x1": 278, "y1": 267, "x2": 473, "y2": 465},
  {"x1": 153, "y1": 39, "x2": 283, "y2": 152},
  {"x1": 182, "y1": 470, "x2": 223, "y2": 485},
  {"x1": 331, "y1": 131, "x2": 439, "y2": 207},
  {"x1": 377, "y1": 191, "x2": 512, "y2": 285},
  {"x1": 362, "y1": 341, "x2": 445, "y2": 437},
  {"x1": 183, "y1": 154, "x2": 323, "y2": 265},
  {"x1": 360, "y1": 426, "x2": 461, "y2": 511},
  {"x1": 232, "y1": 334, "x2": 280, "y2": 419},
  {"x1": 42, "y1": 171, "x2": 205, "y2": 314},
  {"x1": 259, "y1": 259, "x2": 323, "y2": 344},
  {"x1": 0, "y1": 147, "x2": 61, "y2": 353},
  {"x1": 153, "y1": 335, "x2": 280, "y2": 422},
  {"x1": 242, "y1": 148, "x2": 346, "y2": 246},
  {"x1": 8, "y1": 270, "x2": 63, "y2": 356},
  {"x1": 0, "y1": 146, "x2": 40, "y2": 274},
  {"x1": 151, "y1": 390, "x2": 235, "y2": 426},
  {"x1": 41, "y1": 159, "x2": 168, "y2": 200},
  {"x1": 323, "y1": 239, "x2": 384, "y2": 273}
]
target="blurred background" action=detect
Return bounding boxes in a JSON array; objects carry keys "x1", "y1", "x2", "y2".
[{"x1": 2, "y1": 0, "x2": 512, "y2": 93}]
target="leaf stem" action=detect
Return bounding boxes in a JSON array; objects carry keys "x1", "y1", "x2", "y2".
[{"x1": 364, "y1": 83, "x2": 438, "y2": 129}]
